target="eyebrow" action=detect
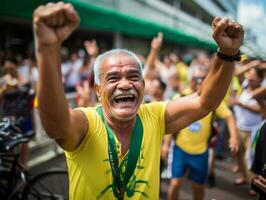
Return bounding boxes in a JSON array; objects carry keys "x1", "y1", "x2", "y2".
[
  {"x1": 105, "y1": 71, "x2": 119, "y2": 77},
  {"x1": 105, "y1": 68, "x2": 141, "y2": 77},
  {"x1": 127, "y1": 69, "x2": 141, "y2": 75}
]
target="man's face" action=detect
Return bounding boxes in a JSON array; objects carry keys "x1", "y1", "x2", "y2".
[{"x1": 96, "y1": 55, "x2": 144, "y2": 121}]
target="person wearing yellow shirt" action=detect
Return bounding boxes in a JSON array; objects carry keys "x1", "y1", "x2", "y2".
[
  {"x1": 33, "y1": 2, "x2": 244, "y2": 199},
  {"x1": 163, "y1": 66, "x2": 239, "y2": 200}
]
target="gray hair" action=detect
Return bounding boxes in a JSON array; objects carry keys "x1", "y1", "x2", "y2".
[
  {"x1": 188, "y1": 64, "x2": 209, "y2": 81},
  {"x1": 93, "y1": 49, "x2": 143, "y2": 85}
]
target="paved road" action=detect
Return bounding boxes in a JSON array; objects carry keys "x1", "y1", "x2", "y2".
[{"x1": 30, "y1": 154, "x2": 258, "y2": 200}]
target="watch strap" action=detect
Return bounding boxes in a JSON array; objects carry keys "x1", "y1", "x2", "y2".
[{"x1": 217, "y1": 51, "x2": 241, "y2": 62}]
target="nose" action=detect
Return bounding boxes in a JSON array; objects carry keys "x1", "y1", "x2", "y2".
[{"x1": 117, "y1": 78, "x2": 132, "y2": 90}]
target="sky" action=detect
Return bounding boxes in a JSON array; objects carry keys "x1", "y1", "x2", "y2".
[{"x1": 238, "y1": 0, "x2": 266, "y2": 51}]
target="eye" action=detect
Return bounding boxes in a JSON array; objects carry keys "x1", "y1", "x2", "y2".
[
  {"x1": 107, "y1": 76, "x2": 119, "y2": 83},
  {"x1": 129, "y1": 74, "x2": 140, "y2": 81}
]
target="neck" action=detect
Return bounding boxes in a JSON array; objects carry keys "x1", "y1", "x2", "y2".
[
  {"x1": 104, "y1": 112, "x2": 136, "y2": 136},
  {"x1": 103, "y1": 111, "x2": 136, "y2": 156}
]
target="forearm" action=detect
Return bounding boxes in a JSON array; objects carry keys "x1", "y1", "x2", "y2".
[
  {"x1": 252, "y1": 86, "x2": 266, "y2": 99},
  {"x1": 198, "y1": 56, "x2": 234, "y2": 111},
  {"x1": 226, "y1": 115, "x2": 238, "y2": 139},
  {"x1": 256, "y1": 99, "x2": 266, "y2": 118},
  {"x1": 163, "y1": 134, "x2": 172, "y2": 148},
  {"x1": 237, "y1": 102, "x2": 261, "y2": 113},
  {"x1": 36, "y1": 44, "x2": 71, "y2": 138},
  {"x1": 235, "y1": 64, "x2": 255, "y2": 76},
  {"x1": 145, "y1": 48, "x2": 159, "y2": 71}
]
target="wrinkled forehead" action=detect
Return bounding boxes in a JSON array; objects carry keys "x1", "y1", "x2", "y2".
[{"x1": 101, "y1": 54, "x2": 141, "y2": 74}]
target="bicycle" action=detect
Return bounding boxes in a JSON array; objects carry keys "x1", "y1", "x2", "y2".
[{"x1": 0, "y1": 117, "x2": 69, "y2": 200}]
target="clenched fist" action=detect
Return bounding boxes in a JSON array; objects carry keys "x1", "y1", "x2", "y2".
[
  {"x1": 212, "y1": 17, "x2": 244, "y2": 55},
  {"x1": 33, "y1": 2, "x2": 80, "y2": 46}
]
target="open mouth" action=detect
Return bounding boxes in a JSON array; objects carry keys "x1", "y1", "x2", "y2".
[{"x1": 113, "y1": 94, "x2": 136, "y2": 104}]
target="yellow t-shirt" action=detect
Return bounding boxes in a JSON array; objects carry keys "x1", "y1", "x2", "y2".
[
  {"x1": 65, "y1": 102, "x2": 166, "y2": 200},
  {"x1": 176, "y1": 62, "x2": 188, "y2": 85},
  {"x1": 224, "y1": 75, "x2": 242, "y2": 105},
  {"x1": 176, "y1": 101, "x2": 232, "y2": 154}
]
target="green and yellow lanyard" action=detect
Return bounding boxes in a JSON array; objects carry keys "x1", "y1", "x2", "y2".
[{"x1": 96, "y1": 106, "x2": 143, "y2": 199}]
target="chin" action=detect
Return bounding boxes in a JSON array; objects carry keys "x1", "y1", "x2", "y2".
[{"x1": 112, "y1": 107, "x2": 138, "y2": 121}]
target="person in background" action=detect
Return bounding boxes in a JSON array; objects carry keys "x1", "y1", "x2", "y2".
[
  {"x1": 164, "y1": 66, "x2": 239, "y2": 200},
  {"x1": 232, "y1": 67, "x2": 264, "y2": 190},
  {"x1": 0, "y1": 58, "x2": 34, "y2": 168},
  {"x1": 62, "y1": 51, "x2": 83, "y2": 92}
]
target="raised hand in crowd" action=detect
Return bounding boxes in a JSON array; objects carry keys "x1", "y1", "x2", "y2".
[
  {"x1": 33, "y1": 2, "x2": 83, "y2": 151},
  {"x1": 234, "y1": 60, "x2": 261, "y2": 77},
  {"x1": 33, "y1": 2, "x2": 80, "y2": 46},
  {"x1": 75, "y1": 80, "x2": 95, "y2": 107},
  {"x1": 151, "y1": 32, "x2": 163, "y2": 50},
  {"x1": 212, "y1": 17, "x2": 244, "y2": 55},
  {"x1": 84, "y1": 39, "x2": 99, "y2": 58},
  {"x1": 145, "y1": 32, "x2": 163, "y2": 70}
]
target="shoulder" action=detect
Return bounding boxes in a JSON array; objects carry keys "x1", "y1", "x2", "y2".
[
  {"x1": 74, "y1": 106, "x2": 103, "y2": 130},
  {"x1": 215, "y1": 101, "x2": 232, "y2": 118},
  {"x1": 138, "y1": 102, "x2": 167, "y2": 126},
  {"x1": 139, "y1": 102, "x2": 167, "y2": 115}
]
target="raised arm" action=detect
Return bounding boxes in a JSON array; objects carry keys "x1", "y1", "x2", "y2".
[
  {"x1": 165, "y1": 17, "x2": 244, "y2": 134},
  {"x1": 234, "y1": 60, "x2": 261, "y2": 77},
  {"x1": 34, "y1": 2, "x2": 87, "y2": 151},
  {"x1": 252, "y1": 86, "x2": 266, "y2": 119},
  {"x1": 251, "y1": 85, "x2": 266, "y2": 100},
  {"x1": 144, "y1": 32, "x2": 163, "y2": 76}
]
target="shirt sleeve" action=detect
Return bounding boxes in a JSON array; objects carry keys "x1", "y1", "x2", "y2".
[
  {"x1": 65, "y1": 106, "x2": 102, "y2": 159},
  {"x1": 216, "y1": 101, "x2": 232, "y2": 119},
  {"x1": 146, "y1": 102, "x2": 167, "y2": 141}
]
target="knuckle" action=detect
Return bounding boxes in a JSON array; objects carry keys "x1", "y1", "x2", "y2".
[
  {"x1": 47, "y1": 2, "x2": 54, "y2": 7},
  {"x1": 33, "y1": 5, "x2": 43, "y2": 16}
]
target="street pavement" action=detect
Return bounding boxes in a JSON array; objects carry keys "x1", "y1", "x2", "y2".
[{"x1": 30, "y1": 154, "x2": 258, "y2": 200}]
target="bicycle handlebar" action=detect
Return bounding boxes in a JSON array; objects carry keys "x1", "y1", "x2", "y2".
[{"x1": 0, "y1": 118, "x2": 35, "y2": 152}]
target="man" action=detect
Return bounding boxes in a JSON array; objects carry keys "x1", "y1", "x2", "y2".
[
  {"x1": 163, "y1": 66, "x2": 239, "y2": 200},
  {"x1": 33, "y1": 2, "x2": 244, "y2": 199}
]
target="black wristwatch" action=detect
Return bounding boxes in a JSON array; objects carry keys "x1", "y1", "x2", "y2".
[{"x1": 217, "y1": 51, "x2": 241, "y2": 62}]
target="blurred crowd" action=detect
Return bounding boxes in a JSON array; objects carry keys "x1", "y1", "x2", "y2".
[{"x1": 0, "y1": 32, "x2": 265, "y2": 199}]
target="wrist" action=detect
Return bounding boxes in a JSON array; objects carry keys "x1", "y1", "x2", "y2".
[
  {"x1": 36, "y1": 42, "x2": 61, "y2": 52},
  {"x1": 151, "y1": 45, "x2": 161, "y2": 51},
  {"x1": 230, "y1": 136, "x2": 237, "y2": 140},
  {"x1": 218, "y1": 48, "x2": 239, "y2": 56},
  {"x1": 217, "y1": 49, "x2": 241, "y2": 62},
  {"x1": 162, "y1": 143, "x2": 169, "y2": 149}
]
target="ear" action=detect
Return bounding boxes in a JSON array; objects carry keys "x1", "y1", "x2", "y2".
[{"x1": 94, "y1": 84, "x2": 102, "y2": 102}]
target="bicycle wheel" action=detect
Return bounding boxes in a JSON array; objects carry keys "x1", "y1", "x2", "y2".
[{"x1": 22, "y1": 170, "x2": 68, "y2": 200}]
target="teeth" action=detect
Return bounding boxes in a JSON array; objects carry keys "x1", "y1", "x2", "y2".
[{"x1": 115, "y1": 95, "x2": 134, "y2": 100}]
